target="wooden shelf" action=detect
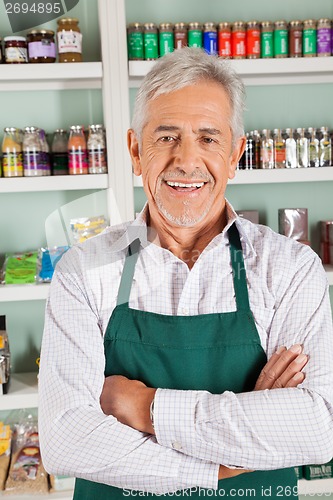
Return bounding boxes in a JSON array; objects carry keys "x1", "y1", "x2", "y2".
[
  {"x1": 129, "y1": 57, "x2": 333, "y2": 87},
  {"x1": 0, "y1": 284, "x2": 50, "y2": 303},
  {"x1": 0, "y1": 62, "x2": 103, "y2": 91},
  {"x1": 0, "y1": 174, "x2": 108, "y2": 194}
]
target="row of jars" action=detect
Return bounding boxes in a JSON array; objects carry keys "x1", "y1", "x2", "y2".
[
  {"x1": 238, "y1": 127, "x2": 332, "y2": 170},
  {"x1": 0, "y1": 17, "x2": 83, "y2": 64},
  {"x1": 127, "y1": 19, "x2": 333, "y2": 60},
  {"x1": 0, "y1": 125, "x2": 107, "y2": 178}
]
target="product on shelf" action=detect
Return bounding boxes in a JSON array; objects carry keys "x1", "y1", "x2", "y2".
[
  {"x1": 231, "y1": 21, "x2": 246, "y2": 59},
  {"x1": 289, "y1": 20, "x2": 303, "y2": 58},
  {"x1": 50, "y1": 474, "x2": 75, "y2": 492},
  {"x1": 246, "y1": 21, "x2": 260, "y2": 59},
  {"x1": 68, "y1": 125, "x2": 88, "y2": 175},
  {"x1": 37, "y1": 246, "x2": 70, "y2": 283},
  {"x1": 4, "y1": 36, "x2": 28, "y2": 64},
  {"x1": 0, "y1": 422, "x2": 11, "y2": 490},
  {"x1": 0, "y1": 316, "x2": 11, "y2": 395},
  {"x1": 27, "y1": 30, "x2": 56, "y2": 63},
  {"x1": 294, "y1": 466, "x2": 303, "y2": 480},
  {"x1": 2, "y1": 128, "x2": 23, "y2": 178},
  {"x1": 1, "y1": 252, "x2": 38, "y2": 285},
  {"x1": 51, "y1": 129, "x2": 69, "y2": 175},
  {"x1": 303, "y1": 19, "x2": 317, "y2": 57},
  {"x1": 274, "y1": 128, "x2": 287, "y2": 168},
  {"x1": 127, "y1": 23, "x2": 144, "y2": 60},
  {"x1": 278, "y1": 208, "x2": 309, "y2": 245},
  {"x1": 188, "y1": 22, "x2": 203, "y2": 48},
  {"x1": 303, "y1": 459, "x2": 333, "y2": 480},
  {"x1": 274, "y1": 20, "x2": 288, "y2": 58},
  {"x1": 261, "y1": 21, "x2": 274, "y2": 58},
  {"x1": 174, "y1": 22, "x2": 188, "y2": 49},
  {"x1": 70, "y1": 215, "x2": 108, "y2": 244},
  {"x1": 218, "y1": 22, "x2": 231, "y2": 58},
  {"x1": 23, "y1": 126, "x2": 46, "y2": 177},
  {"x1": 87, "y1": 124, "x2": 107, "y2": 174},
  {"x1": 317, "y1": 18, "x2": 332, "y2": 56},
  {"x1": 57, "y1": 17, "x2": 83, "y2": 63},
  {"x1": 296, "y1": 127, "x2": 309, "y2": 168},
  {"x1": 143, "y1": 23, "x2": 158, "y2": 60},
  {"x1": 203, "y1": 22, "x2": 217, "y2": 56},
  {"x1": 0, "y1": 37, "x2": 2, "y2": 63},
  {"x1": 320, "y1": 220, "x2": 333, "y2": 265},
  {"x1": 159, "y1": 23, "x2": 174, "y2": 57}
]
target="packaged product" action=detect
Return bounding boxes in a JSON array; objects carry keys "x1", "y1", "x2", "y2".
[
  {"x1": 36, "y1": 246, "x2": 70, "y2": 283},
  {"x1": 4, "y1": 412, "x2": 48, "y2": 495},
  {"x1": 303, "y1": 459, "x2": 333, "y2": 480},
  {"x1": 0, "y1": 316, "x2": 11, "y2": 395},
  {"x1": 1, "y1": 252, "x2": 38, "y2": 285},
  {"x1": 0, "y1": 422, "x2": 11, "y2": 490},
  {"x1": 70, "y1": 215, "x2": 108, "y2": 244},
  {"x1": 50, "y1": 474, "x2": 75, "y2": 492}
]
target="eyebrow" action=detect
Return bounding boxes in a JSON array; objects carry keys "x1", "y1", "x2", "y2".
[{"x1": 154, "y1": 126, "x2": 222, "y2": 135}]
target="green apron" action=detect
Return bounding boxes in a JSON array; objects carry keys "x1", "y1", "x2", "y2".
[{"x1": 74, "y1": 223, "x2": 298, "y2": 499}]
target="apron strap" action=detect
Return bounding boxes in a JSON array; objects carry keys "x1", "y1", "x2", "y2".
[
  {"x1": 116, "y1": 238, "x2": 141, "y2": 306},
  {"x1": 228, "y1": 223, "x2": 251, "y2": 312}
]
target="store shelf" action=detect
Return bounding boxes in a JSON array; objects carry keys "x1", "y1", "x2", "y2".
[
  {"x1": 0, "y1": 62, "x2": 103, "y2": 91},
  {"x1": 298, "y1": 478, "x2": 333, "y2": 495},
  {"x1": 133, "y1": 167, "x2": 333, "y2": 187},
  {"x1": 0, "y1": 174, "x2": 108, "y2": 193},
  {"x1": 0, "y1": 372, "x2": 38, "y2": 410},
  {"x1": 129, "y1": 57, "x2": 333, "y2": 87},
  {"x1": 0, "y1": 284, "x2": 50, "y2": 303}
]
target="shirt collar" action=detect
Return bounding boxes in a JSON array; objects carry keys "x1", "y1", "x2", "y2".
[{"x1": 108, "y1": 201, "x2": 256, "y2": 257}]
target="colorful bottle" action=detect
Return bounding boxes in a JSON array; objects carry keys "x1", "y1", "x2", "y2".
[
  {"x1": 273, "y1": 128, "x2": 286, "y2": 168},
  {"x1": 52, "y1": 129, "x2": 69, "y2": 175},
  {"x1": 68, "y1": 125, "x2": 88, "y2": 175},
  {"x1": 296, "y1": 128, "x2": 309, "y2": 168},
  {"x1": 319, "y1": 126, "x2": 331, "y2": 167},
  {"x1": 260, "y1": 129, "x2": 274, "y2": 169},
  {"x1": 39, "y1": 129, "x2": 51, "y2": 176},
  {"x1": 23, "y1": 126, "x2": 43, "y2": 176},
  {"x1": 87, "y1": 125, "x2": 107, "y2": 174},
  {"x1": 307, "y1": 127, "x2": 319, "y2": 167},
  {"x1": 284, "y1": 128, "x2": 297, "y2": 169},
  {"x1": 2, "y1": 127, "x2": 23, "y2": 177}
]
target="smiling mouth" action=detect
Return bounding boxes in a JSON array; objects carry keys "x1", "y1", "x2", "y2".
[{"x1": 165, "y1": 180, "x2": 207, "y2": 192}]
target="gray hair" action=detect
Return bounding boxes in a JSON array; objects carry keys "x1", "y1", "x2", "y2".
[{"x1": 131, "y1": 47, "x2": 246, "y2": 147}]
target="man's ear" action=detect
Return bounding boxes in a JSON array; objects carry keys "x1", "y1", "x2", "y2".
[
  {"x1": 127, "y1": 129, "x2": 142, "y2": 176},
  {"x1": 228, "y1": 136, "x2": 246, "y2": 180}
]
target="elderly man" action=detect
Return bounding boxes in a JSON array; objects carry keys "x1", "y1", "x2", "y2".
[{"x1": 39, "y1": 48, "x2": 333, "y2": 500}]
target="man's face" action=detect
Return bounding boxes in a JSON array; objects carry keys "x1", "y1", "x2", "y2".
[{"x1": 129, "y1": 81, "x2": 245, "y2": 227}]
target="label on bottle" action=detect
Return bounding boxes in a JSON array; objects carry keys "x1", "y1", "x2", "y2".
[
  {"x1": 24, "y1": 150, "x2": 43, "y2": 175},
  {"x1": 203, "y1": 31, "x2": 217, "y2": 55},
  {"x1": 88, "y1": 148, "x2": 107, "y2": 174},
  {"x1": 297, "y1": 139, "x2": 309, "y2": 168},
  {"x1": 232, "y1": 31, "x2": 246, "y2": 57},
  {"x1": 175, "y1": 32, "x2": 187, "y2": 49},
  {"x1": 320, "y1": 141, "x2": 331, "y2": 166},
  {"x1": 57, "y1": 31, "x2": 82, "y2": 54},
  {"x1": 2, "y1": 152, "x2": 23, "y2": 177},
  {"x1": 309, "y1": 142, "x2": 319, "y2": 167},
  {"x1": 274, "y1": 29, "x2": 288, "y2": 56},
  {"x1": 317, "y1": 28, "x2": 331, "y2": 55},
  {"x1": 275, "y1": 143, "x2": 286, "y2": 167},
  {"x1": 144, "y1": 33, "x2": 158, "y2": 59},
  {"x1": 69, "y1": 149, "x2": 88, "y2": 174},
  {"x1": 159, "y1": 32, "x2": 174, "y2": 56},
  {"x1": 28, "y1": 41, "x2": 56, "y2": 58},
  {"x1": 127, "y1": 32, "x2": 144, "y2": 60},
  {"x1": 261, "y1": 32, "x2": 274, "y2": 57},
  {"x1": 247, "y1": 29, "x2": 260, "y2": 57},
  {"x1": 188, "y1": 30, "x2": 202, "y2": 48},
  {"x1": 218, "y1": 31, "x2": 231, "y2": 57},
  {"x1": 5, "y1": 46, "x2": 28, "y2": 63},
  {"x1": 53, "y1": 153, "x2": 69, "y2": 174},
  {"x1": 303, "y1": 29, "x2": 317, "y2": 55}
]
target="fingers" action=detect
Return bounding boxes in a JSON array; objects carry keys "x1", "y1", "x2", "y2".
[{"x1": 254, "y1": 344, "x2": 308, "y2": 391}]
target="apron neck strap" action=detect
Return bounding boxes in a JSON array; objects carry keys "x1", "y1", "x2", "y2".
[
  {"x1": 116, "y1": 238, "x2": 141, "y2": 306},
  {"x1": 227, "y1": 223, "x2": 251, "y2": 312}
]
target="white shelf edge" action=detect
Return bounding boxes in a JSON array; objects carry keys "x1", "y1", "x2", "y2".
[
  {"x1": 0, "y1": 174, "x2": 108, "y2": 193},
  {"x1": 129, "y1": 57, "x2": 333, "y2": 87},
  {"x1": 0, "y1": 372, "x2": 38, "y2": 410},
  {"x1": 0, "y1": 62, "x2": 103, "y2": 91},
  {"x1": 0, "y1": 284, "x2": 50, "y2": 303},
  {"x1": 134, "y1": 167, "x2": 333, "y2": 187},
  {"x1": 299, "y1": 477, "x2": 333, "y2": 495}
]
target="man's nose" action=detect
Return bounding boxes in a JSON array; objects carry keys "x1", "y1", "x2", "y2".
[{"x1": 173, "y1": 138, "x2": 202, "y2": 172}]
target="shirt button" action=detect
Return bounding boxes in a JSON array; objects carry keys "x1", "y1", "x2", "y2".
[
  {"x1": 172, "y1": 441, "x2": 182, "y2": 451},
  {"x1": 181, "y1": 308, "x2": 189, "y2": 316}
]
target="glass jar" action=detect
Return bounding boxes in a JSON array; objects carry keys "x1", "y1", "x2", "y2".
[
  {"x1": 143, "y1": 23, "x2": 158, "y2": 60},
  {"x1": 231, "y1": 21, "x2": 246, "y2": 59},
  {"x1": 87, "y1": 125, "x2": 107, "y2": 174},
  {"x1": 57, "y1": 18, "x2": 82, "y2": 63},
  {"x1": 317, "y1": 18, "x2": 331, "y2": 57},
  {"x1": 188, "y1": 22, "x2": 203, "y2": 48},
  {"x1": 246, "y1": 21, "x2": 260, "y2": 59},
  {"x1": 27, "y1": 30, "x2": 56, "y2": 63},
  {"x1": 23, "y1": 127, "x2": 43, "y2": 177},
  {"x1": 2, "y1": 128, "x2": 23, "y2": 177},
  {"x1": 274, "y1": 21, "x2": 288, "y2": 58},
  {"x1": 68, "y1": 125, "x2": 88, "y2": 175},
  {"x1": 273, "y1": 128, "x2": 286, "y2": 168},
  {"x1": 218, "y1": 22, "x2": 231, "y2": 58},
  {"x1": 318, "y1": 126, "x2": 332, "y2": 167},
  {"x1": 174, "y1": 23, "x2": 187, "y2": 50},
  {"x1": 52, "y1": 129, "x2": 69, "y2": 175},
  {"x1": 296, "y1": 128, "x2": 309, "y2": 168},
  {"x1": 127, "y1": 23, "x2": 144, "y2": 60},
  {"x1": 203, "y1": 22, "x2": 217, "y2": 55},
  {"x1": 260, "y1": 129, "x2": 274, "y2": 169},
  {"x1": 261, "y1": 21, "x2": 274, "y2": 58},
  {"x1": 159, "y1": 23, "x2": 174, "y2": 56},
  {"x1": 284, "y1": 128, "x2": 297, "y2": 169},
  {"x1": 303, "y1": 19, "x2": 317, "y2": 57},
  {"x1": 289, "y1": 21, "x2": 303, "y2": 57},
  {"x1": 4, "y1": 36, "x2": 28, "y2": 64},
  {"x1": 307, "y1": 127, "x2": 319, "y2": 167}
]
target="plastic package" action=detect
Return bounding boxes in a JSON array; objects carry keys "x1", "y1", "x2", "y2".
[
  {"x1": 0, "y1": 422, "x2": 11, "y2": 490},
  {"x1": 37, "y1": 247, "x2": 69, "y2": 283},
  {"x1": 70, "y1": 215, "x2": 108, "y2": 244},
  {"x1": 0, "y1": 316, "x2": 11, "y2": 395},
  {"x1": 278, "y1": 208, "x2": 308, "y2": 241},
  {"x1": 1, "y1": 252, "x2": 38, "y2": 285}
]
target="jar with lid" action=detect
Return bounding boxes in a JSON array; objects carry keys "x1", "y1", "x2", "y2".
[
  {"x1": 87, "y1": 125, "x2": 107, "y2": 174},
  {"x1": 2, "y1": 128, "x2": 23, "y2": 177},
  {"x1": 143, "y1": 23, "x2": 158, "y2": 60},
  {"x1": 57, "y1": 18, "x2": 82, "y2": 63},
  {"x1": 296, "y1": 128, "x2": 309, "y2": 168},
  {"x1": 246, "y1": 21, "x2": 260, "y2": 59},
  {"x1": 203, "y1": 22, "x2": 217, "y2": 55},
  {"x1": 273, "y1": 129, "x2": 286, "y2": 168},
  {"x1": 39, "y1": 129, "x2": 51, "y2": 175},
  {"x1": 289, "y1": 21, "x2": 303, "y2": 57},
  {"x1": 188, "y1": 22, "x2": 203, "y2": 48},
  {"x1": 68, "y1": 125, "x2": 88, "y2": 175},
  {"x1": 52, "y1": 129, "x2": 69, "y2": 175},
  {"x1": 127, "y1": 23, "x2": 144, "y2": 60},
  {"x1": 243, "y1": 132, "x2": 257, "y2": 169},
  {"x1": 174, "y1": 23, "x2": 187, "y2": 50},
  {"x1": 284, "y1": 128, "x2": 297, "y2": 168},
  {"x1": 274, "y1": 21, "x2": 288, "y2": 58},
  {"x1": 4, "y1": 36, "x2": 28, "y2": 64},
  {"x1": 231, "y1": 21, "x2": 246, "y2": 59},
  {"x1": 261, "y1": 21, "x2": 274, "y2": 58},
  {"x1": 260, "y1": 129, "x2": 274, "y2": 169},
  {"x1": 27, "y1": 30, "x2": 56, "y2": 63},
  {"x1": 307, "y1": 127, "x2": 319, "y2": 167},
  {"x1": 318, "y1": 126, "x2": 331, "y2": 167},
  {"x1": 317, "y1": 19, "x2": 331, "y2": 57},
  {"x1": 303, "y1": 20, "x2": 317, "y2": 57},
  {"x1": 218, "y1": 23, "x2": 231, "y2": 58},
  {"x1": 159, "y1": 23, "x2": 174, "y2": 57},
  {"x1": 23, "y1": 127, "x2": 43, "y2": 177}
]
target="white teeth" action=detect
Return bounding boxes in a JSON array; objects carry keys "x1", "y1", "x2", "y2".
[{"x1": 166, "y1": 181, "x2": 205, "y2": 188}]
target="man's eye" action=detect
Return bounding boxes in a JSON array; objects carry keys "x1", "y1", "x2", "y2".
[
  {"x1": 160, "y1": 136, "x2": 175, "y2": 142},
  {"x1": 202, "y1": 137, "x2": 214, "y2": 144}
]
